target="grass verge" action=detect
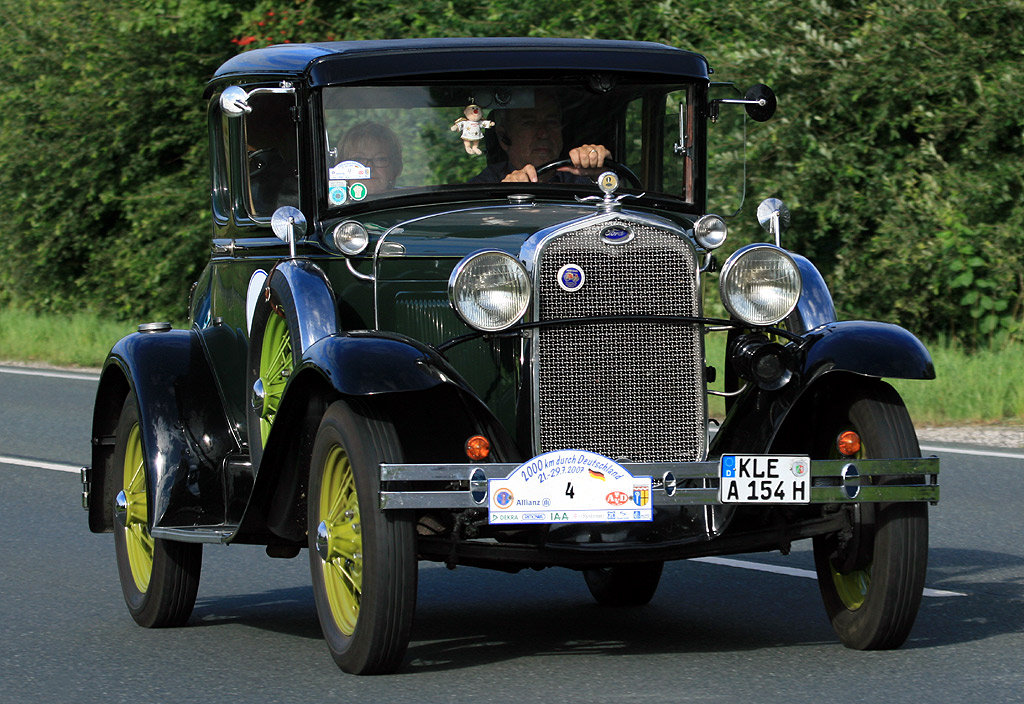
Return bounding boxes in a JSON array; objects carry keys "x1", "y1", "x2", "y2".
[
  {"x1": 891, "y1": 338, "x2": 1023, "y2": 427},
  {"x1": 0, "y1": 308, "x2": 138, "y2": 369},
  {"x1": 1, "y1": 307, "x2": 1020, "y2": 426},
  {"x1": 702, "y1": 332, "x2": 1021, "y2": 427}
]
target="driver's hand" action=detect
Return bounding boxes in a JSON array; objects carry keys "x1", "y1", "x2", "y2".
[
  {"x1": 564, "y1": 144, "x2": 611, "y2": 174},
  {"x1": 502, "y1": 164, "x2": 540, "y2": 183}
]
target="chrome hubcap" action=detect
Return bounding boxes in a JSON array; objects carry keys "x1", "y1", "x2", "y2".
[
  {"x1": 114, "y1": 490, "x2": 128, "y2": 527},
  {"x1": 251, "y1": 377, "x2": 266, "y2": 414},
  {"x1": 316, "y1": 520, "x2": 330, "y2": 562}
]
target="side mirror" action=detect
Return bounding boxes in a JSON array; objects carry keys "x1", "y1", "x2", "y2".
[
  {"x1": 743, "y1": 84, "x2": 777, "y2": 122},
  {"x1": 271, "y1": 206, "x2": 306, "y2": 258},
  {"x1": 757, "y1": 197, "x2": 790, "y2": 247},
  {"x1": 709, "y1": 83, "x2": 777, "y2": 122},
  {"x1": 219, "y1": 83, "x2": 296, "y2": 118},
  {"x1": 220, "y1": 86, "x2": 252, "y2": 117}
]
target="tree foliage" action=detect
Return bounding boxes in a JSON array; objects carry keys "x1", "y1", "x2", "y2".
[{"x1": 0, "y1": 0, "x2": 1021, "y2": 345}]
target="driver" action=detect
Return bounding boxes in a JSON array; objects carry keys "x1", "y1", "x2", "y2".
[{"x1": 470, "y1": 91, "x2": 611, "y2": 183}]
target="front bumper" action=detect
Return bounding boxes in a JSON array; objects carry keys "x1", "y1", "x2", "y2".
[{"x1": 379, "y1": 457, "x2": 939, "y2": 510}]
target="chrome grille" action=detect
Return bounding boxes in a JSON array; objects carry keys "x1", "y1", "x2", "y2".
[{"x1": 535, "y1": 217, "x2": 705, "y2": 462}]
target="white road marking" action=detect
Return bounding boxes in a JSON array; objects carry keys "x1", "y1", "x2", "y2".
[
  {"x1": 0, "y1": 454, "x2": 973, "y2": 598},
  {"x1": 692, "y1": 555, "x2": 967, "y2": 597},
  {"x1": 920, "y1": 444, "x2": 1024, "y2": 461},
  {"x1": 0, "y1": 366, "x2": 99, "y2": 381},
  {"x1": 0, "y1": 364, "x2": 1002, "y2": 598},
  {"x1": 0, "y1": 455, "x2": 82, "y2": 473}
]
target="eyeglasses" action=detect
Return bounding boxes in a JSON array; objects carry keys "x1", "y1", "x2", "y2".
[{"x1": 351, "y1": 155, "x2": 392, "y2": 169}]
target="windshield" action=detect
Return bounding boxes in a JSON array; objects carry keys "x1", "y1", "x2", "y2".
[{"x1": 320, "y1": 80, "x2": 699, "y2": 207}]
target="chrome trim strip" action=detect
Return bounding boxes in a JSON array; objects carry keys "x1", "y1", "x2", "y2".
[
  {"x1": 150, "y1": 526, "x2": 236, "y2": 544},
  {"x1": 379, "y1": 457, "x2": 940, "y2": 509}
]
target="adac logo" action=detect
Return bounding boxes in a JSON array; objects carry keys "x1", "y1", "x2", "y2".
[
  {"x1": 494, "y1": 488, "x2": 514, "y2": 509},
  {"x1": 557, "y1": 263, "x2": 585, "y2": 292},
  {"x1": 606, "y1": 491, "x2": 629, "y2": 506}
]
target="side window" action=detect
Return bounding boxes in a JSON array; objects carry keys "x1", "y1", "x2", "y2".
[
  {"x1": 663, "y1": 88, "x2": 692, "y2": 203},
  {"x1": 623, "y1": 88, "x2": 693, "y2": 202},
  {"x1": 207, "y1": 99, "x2": 230, "y2": 221},
  {"x1": 242, "y1": 93, "x2": 299, "y2": 220}
]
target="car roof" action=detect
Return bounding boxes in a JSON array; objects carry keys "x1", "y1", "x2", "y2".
[{"x1": 208, "y1": 37, "x2": 710, "y2": 91}]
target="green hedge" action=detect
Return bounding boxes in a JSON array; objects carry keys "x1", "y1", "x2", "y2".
[{"x1": 1, "y1": 0, "x2": 1020, "y2": 346}]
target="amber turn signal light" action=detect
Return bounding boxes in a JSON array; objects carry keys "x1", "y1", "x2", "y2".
[
  {"x1": 837, "y1": 430, "x2": 861, "y2": 457},
  {"x1": 465, "y1": 435, "x2": 490, "y2": 460}
]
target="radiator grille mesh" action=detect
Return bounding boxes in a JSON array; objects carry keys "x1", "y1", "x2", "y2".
[{"x1": 536, "y1": 219, "x2": 705, "y2": 462}]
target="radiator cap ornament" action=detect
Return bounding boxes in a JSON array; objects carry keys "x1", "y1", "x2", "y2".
[
  {"x1": 599, "y1": 171, "x2": 619, "y2": 195},
  {"x1": 557, "y1": 263, "x2": 586, "y2": 292}
]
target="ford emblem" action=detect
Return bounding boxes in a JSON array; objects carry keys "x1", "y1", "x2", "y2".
[
  {"x1": 601, "y1": 225, "x2": 634, "y2": 245},
  {"x1": 557, "y1": 263, "x2": 586, "y2": 292}
]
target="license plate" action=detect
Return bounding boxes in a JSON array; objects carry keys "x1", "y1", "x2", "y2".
[{"x1": 720, "y1": 455, "x2": 810, "y2": 504}]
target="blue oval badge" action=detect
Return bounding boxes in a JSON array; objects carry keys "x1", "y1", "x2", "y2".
[
  {"x1": 557, "y1": 263, "x2": 586, "y2": 292},
  {"x1": 601, "y1": 225, "x2": 634, "y2": 245}
]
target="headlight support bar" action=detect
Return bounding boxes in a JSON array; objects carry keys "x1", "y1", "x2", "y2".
[{"x1": 434, "y1": 314, "x2": 803, "y2": 355}]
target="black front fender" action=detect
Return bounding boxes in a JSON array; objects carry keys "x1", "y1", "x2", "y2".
[
  {"x1": 88, "y1": 328, "x2": 238, "y2": 532},
  {"x1": 800, "y1": 320, "x2": 934, "y2": 382},
  {"x1": 712, "y1": 320, "x2": 933, "y2": 456},
  {"x1": 234, "y1": 331, "x2": 518, "y2": 544}
]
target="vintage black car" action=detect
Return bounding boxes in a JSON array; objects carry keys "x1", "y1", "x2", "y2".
[{"x1": 82, "y1": 38, "x2": 939, "y2": 674}]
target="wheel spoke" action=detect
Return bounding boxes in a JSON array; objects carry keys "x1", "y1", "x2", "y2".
[
  {"x1": 258, "y1": 315, "x2": 293, "y2": 442},
  {"x1": 326, "y1": 524, "x2": 361, "y2": 561}
]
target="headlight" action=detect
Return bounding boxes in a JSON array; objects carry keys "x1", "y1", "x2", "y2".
[
  {"x1": 331, "y1": 221, "x2": 368, "y2": 255},
  {"x1": 693, "y1": 214, "x2": 728, "y2": 250},
  {"x1": 720, "y1": 244, "x2": 801, "y2": 326},
  {"x1": 448, "y1": 251, "x2": 531, "y2": 332}
]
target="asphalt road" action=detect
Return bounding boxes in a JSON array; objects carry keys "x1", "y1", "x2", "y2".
[{"x1": 2, "y1": 365, "x2": 1023, "y2": 704}]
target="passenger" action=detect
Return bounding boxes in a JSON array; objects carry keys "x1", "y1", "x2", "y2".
[
  {"x1": 471, "y1": 92, "x2": 611, "y2": 183},
  {"x1": 336, "y1": 122, "x2": 403, "y2": 195}
]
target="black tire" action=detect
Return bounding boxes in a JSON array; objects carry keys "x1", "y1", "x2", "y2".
[
  {"x1": 112, "y1": 391, "x2": 202, "y2": 628},
  {"x1": 307, "y1": 399, "x2": 418, "y2": 675},
  {"x1": 812, "y1": 382, "x2": 928, "y2": 650},
  {"x1": 583, "y1": 562, "x2": 664, "y2": 606}
]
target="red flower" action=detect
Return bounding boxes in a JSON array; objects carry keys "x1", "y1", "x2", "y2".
[{"x1": 232, "y1": 35, "x2": 258, "y2": 46}]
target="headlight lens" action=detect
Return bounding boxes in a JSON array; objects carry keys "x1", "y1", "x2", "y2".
[
  {"x1": 331, "y1": 221, "x2": 368, "y2": 255},
  {"x1": 720, "y1": 244, "x2": 801, "y2": 326},
  {"x1": 448, "y1": 251, "x2": 531, "y2": 332},
  {"x1": 694, "y1": 214, "x2": 728, "y2": 250}
]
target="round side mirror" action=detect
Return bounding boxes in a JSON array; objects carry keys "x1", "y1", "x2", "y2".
[
  {"x1": 757, "y1": 198, "x2": 790, "y2": 245},
  {"x1": 744, "y1": 84, "x2": 777, "y2": 122},
  {"x1": 220, "y1": 85, "x2": 252, "y2": 117},
  {"x1": 271, "y1": 206, "x2": 307, "y2": 244}
]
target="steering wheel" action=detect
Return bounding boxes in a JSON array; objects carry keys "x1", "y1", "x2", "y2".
[{"x1": 534, "y1": 158, "x2": 642, "y2": 189}]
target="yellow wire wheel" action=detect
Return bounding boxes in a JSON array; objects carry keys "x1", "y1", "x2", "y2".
[
  {"x1": 112, "y1": 391, "x2": 202, "y2": 628},
  {"x1": 308, "y1": 400, "x2": 417, "y2": 675},
  {"x1": 317, "y1": 444, "x2": 363, "y2": 635},
  {"x1": 811, "y1": 382, "x2": 929, "y2": 650},
  {"x1": 258, "y1": 311, "x2": 293, "y2": 446},
  {"x1": 122, "y1": 422, "x2": 154, "y2": 593},
  {"x1": 825, "y1": 426, "x2": 870, "y2": 611}
]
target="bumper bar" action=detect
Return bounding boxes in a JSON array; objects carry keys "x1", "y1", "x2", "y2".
[{"x1": 379, "y1": 457, "x2": 939, "y2": 509}]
